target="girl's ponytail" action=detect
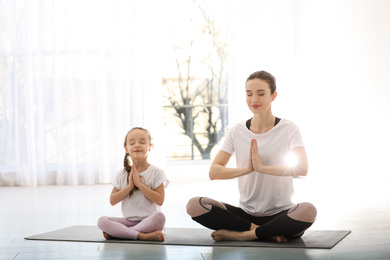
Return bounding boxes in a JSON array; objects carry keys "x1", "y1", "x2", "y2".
[{"x1": 124, "y1": 152, "x2": 132, "y2": 176}]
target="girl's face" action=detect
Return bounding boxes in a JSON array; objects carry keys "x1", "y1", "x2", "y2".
[
  {"x1": 124, "y1": 129, "x2": 152, "y2": 161},
  {"x1": 245, "y1": 78, "x2": 277, "y2": 114}
]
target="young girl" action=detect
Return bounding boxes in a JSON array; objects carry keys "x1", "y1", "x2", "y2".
[
  {"x1": 98, "y1": 127, "x2": 169, "y2": 241},
  {"x1": 186, "y1": 70, "x2": 317, "y2": 243}
]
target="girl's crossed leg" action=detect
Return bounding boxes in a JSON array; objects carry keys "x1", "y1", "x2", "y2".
[{"x1": 97, "y1": 211, "x2": 166, "y2": 241}]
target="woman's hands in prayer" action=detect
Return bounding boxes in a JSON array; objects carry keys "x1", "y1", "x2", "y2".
[{"x1": 246, "y1": 139, "x2": 263, "y2": 174}]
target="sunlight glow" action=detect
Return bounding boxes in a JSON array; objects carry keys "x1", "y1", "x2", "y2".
[{"x1": 285, "y1": 152, "x2": 298, "y2": 167}]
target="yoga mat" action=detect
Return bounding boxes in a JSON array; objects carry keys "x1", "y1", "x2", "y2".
[{"x1": 25, "y1": 225, "x2": 350, "y2": 249}]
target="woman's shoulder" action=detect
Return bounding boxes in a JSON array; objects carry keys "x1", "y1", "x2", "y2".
[
  {"x1": 275, "y1": 118, "x2": 301, "y2": 134},
  {"x1": 278, "y1": 118, "x2": 299, "y2": 128}
]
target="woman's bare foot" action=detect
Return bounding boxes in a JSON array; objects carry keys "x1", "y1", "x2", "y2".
[
  {"x1": 250, "y1": 223, "x2": 259, "y2": 230},
  {"x1": 211, "y1": 229, "x2": 257, "y2": 241},
  {"x1": 137, "y1": 230, "x2": 164, "y2": 242},
  {"x1": 102, "y1": 231, "x2": 114, "y2": 240},
  {"x1": 211, "y1": 229, "x2": 288, "y2": 243},
  {"x1": 269, "y1": 235, "x2": 288, "y2": 243}
]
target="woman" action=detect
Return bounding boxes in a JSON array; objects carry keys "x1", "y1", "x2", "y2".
[{"x1": 186, "y1": 71, "x2": 317, "y2": 242}]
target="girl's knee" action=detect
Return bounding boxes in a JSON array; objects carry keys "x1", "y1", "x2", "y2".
[
  {"x1": 97, "y1": 216, "x2": 109, "y2": 229},
  {"x1": 152, "y1": 211, "x2": 166, "y2": 230},
  {"x1": 153, "y1": 211, "x2": 166, "y2": 223}
]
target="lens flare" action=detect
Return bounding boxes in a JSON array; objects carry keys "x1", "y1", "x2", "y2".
[{"x1": 286, "y1": 152, "x2": 298, "y2": 167}]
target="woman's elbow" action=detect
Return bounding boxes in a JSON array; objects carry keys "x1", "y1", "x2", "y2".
[
  {"x1": 298, "y1": 165, "x2": 309, "y2": 176},
  {"x1": 300, "y1": 169, "x2": 308, "y2": 176},
  {"x1": 209, "y1": 169, "x2": 217, "y2": 180},
  {"x1": 209, "y1": 164, "x2": 221, "y2": 180}
]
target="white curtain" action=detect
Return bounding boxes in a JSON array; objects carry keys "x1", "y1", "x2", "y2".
[
  {"x1": 0, "y1": 0, "x2": 165, "y2": 186},
  {"x1": 2, "y1": 0, "x2": 390, "y2": 186}
]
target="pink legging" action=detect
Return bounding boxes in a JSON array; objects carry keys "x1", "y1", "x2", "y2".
[{"x1": 97, "y1": 211, "x2": 166, "y2": 240}]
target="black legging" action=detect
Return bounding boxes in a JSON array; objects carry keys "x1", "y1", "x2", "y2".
[{"x1": 192, "y1": 200, "x2": 313, "y2": 240}]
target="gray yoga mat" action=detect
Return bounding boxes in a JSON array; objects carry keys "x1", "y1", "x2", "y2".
[{"x1": 25, "y1": 225, "x2": 350, "y2": 249}]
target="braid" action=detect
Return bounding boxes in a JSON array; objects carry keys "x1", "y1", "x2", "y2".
[{"x1": 123, "y1": 152, "x2": 132, "y2": 182}]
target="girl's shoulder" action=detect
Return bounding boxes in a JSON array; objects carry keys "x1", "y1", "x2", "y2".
[
  {"x1": 114, "y1": 168, "x2": 128, "y2": 182},
  {"x1": 113, "y1": 169, "x2": 128, "y2": 189},
  {"x1": 146, "y1": 164, "x2": 165, "y2": 174},
  {"x1": 117, "y1": 168, "x2": 127, "y2": 176},
  {"x1": 143, "y1": 164, "x2": 169, "y2": 188}
]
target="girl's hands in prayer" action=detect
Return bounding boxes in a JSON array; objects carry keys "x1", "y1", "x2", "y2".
[
  {"x1": 128, "y1": 167, "x2": 135, "y2": 190},
  {"x1": 131, "y1": 165, "x2": 143, "y2": 188}
]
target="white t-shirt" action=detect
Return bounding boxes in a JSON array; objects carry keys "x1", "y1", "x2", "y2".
[
  {"x1": 112, "y1": 164, "x2": 169, "y2": 221},
  {"x1": 220, "y1": 119, "x2": 304, "y2": 217}
]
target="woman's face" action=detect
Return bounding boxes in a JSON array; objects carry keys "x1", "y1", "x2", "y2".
[
  {"x1": 245, "y1": 78, "x2": 277, "y2": 114},
  {"x1": 124, "y1": 129, "x2": 151, "y2": 160}
]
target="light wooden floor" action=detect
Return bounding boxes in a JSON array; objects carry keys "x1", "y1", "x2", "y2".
[{"x1": 1, "y1": 177, "x2": 390, "y2": 260}]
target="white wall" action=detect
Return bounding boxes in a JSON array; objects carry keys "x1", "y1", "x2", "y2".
[
  {"x1": 292, "y1": 0, "x2": 390, "y2": 184},
  {"x1": 225, "y1": 0, "x2": 390, "y2": 184}
]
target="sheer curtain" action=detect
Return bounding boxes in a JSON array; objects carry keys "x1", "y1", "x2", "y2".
[
  {"x1": 0, "y1": 0, "x2": 165, "y2": 186},
  {"x1": 2, "y1": 0, "x2": 390, "y2": 187}
]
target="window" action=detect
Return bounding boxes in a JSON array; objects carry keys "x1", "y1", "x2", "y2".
[{"x1": 162, "y1": 0, "x2": 229, "y2": 160}]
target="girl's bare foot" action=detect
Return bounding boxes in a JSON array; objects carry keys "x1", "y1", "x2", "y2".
[
  {"x1": 102, "y1": 231, "x2": 114, "y2": 240},
  {"x1": 137, "y1": 230, "x2": 164, "y2": 242}
]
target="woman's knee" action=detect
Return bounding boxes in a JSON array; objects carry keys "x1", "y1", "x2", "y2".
[
  {"x1": 186, "y1": 197, "x2": 211, "y2": 217},
  {"x1": 186, "y1": 197, "x2": 201, "y2": 216},
  {"x1": 288, "y1": 202, "x2": 317, "y2": 223}
]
